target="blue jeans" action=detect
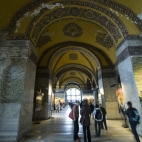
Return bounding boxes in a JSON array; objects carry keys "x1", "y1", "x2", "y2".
[
  {"x1": 129, "y1": 120, "x2": 140, "y2": 142},
  {"x1": 74, "y1": 117, "x2": 79, "y2": 141},
  {"x1": 83, "y1": 125, "x2": 91, "y2": 142},
  {"x1": 95, "y1": 121, "x2": 101, "y2": 136}
]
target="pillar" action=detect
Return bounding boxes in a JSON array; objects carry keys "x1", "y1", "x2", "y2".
[
  {"x1": 116, "y1": 38, "x2": 142, "y2": 135},
  {"x1": 98, "y1": 69, "x2": 121, "y2": 119},
  {"x1": 33, "y1": 69, "x2": 52, "y2": 120},
  {"x1": 0, "y1": 33, "x2": 37, "y2": 141}
]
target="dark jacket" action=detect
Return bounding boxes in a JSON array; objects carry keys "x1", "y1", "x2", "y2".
[
  {"x1": 90, "y1": 103, "x2": 94, "y2": 113},
  {"x1": 100, "y1": 107, "x2": 106, "y2": 120},
  {"x1": 125, "y1": 107, "x2": 138, "y2": 123},
  {"x1": 80, "y1": 100, "x2": 91, "y2": 126}
]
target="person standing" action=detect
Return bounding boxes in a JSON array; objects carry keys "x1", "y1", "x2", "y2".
[
  {"x1": 72, "y1": 103, "x2": 80, "y2": 142},
  {"x1": 80, "y1": 99, "x2": 91, "y2": 142},
  {"x1": 93, "y1": 104, "x2": 103, "y2": 137},
  {"x1": 90, "y1": 102, "x2": 94, "y2": 119},
  {"x1": 100, "y1": 105, "x2": 107, "y2": 130},
  {"x1": 121, "y1": 101, "x2": 140, "y2": 142}
]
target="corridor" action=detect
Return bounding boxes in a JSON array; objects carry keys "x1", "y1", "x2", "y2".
[{"x1": 20, "y1": 106, "x2": 142, "y2": 142}]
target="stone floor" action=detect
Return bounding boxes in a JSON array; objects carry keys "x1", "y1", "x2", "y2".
[{"x1": 20, "y1": 106, "x2": 142, "y2": 142}]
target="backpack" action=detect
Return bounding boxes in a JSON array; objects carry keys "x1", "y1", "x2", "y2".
[
  {"x1": 132, "y1": 109, "x2": 140, "y2": 124},
  {"x1": 95, "y1": 109, "x2": 103, "y2": 120}
]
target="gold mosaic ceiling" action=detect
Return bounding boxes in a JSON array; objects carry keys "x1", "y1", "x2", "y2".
[{"x1": 0, "y1": 0, "x2": 142, "y2": 89}]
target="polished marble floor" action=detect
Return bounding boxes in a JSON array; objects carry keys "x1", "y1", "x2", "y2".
[{"x1": 20, "y1": 106, "x2": 142, "y2": 142}]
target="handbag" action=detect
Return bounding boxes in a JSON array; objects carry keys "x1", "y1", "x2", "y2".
[{"x1": 69, "y1": 110, "x2": 74, "y2": 120}]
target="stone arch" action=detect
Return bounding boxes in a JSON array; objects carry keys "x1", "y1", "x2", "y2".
[
  {"x1": 7, "y1": 0, "x2": 142, "y2": 41},
  {"x1": 60, "y1": 77, "x2": 86, "y2": 89},
  {"x1": 49, "y1": 46, "x2": 101, "y2": 70},
  {"x1": 54, "y1": 64, "x2": 96, "y2": 83},
  {"x1": 38, "y1": 41, "x2": 113, "y2": 68},
  {"x1": 7, "y1": 0, "x2": 141, "y2": 33}
]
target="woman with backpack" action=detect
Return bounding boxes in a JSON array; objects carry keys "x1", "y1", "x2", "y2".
[{"x1": 93, "y1": 104, "x2": 103, "y2": 137}]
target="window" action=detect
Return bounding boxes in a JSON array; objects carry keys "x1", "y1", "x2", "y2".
[{"x1": 66, "y1": 88, "x2": 81, "y2": 102}]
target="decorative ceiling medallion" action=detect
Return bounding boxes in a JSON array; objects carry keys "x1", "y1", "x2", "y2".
[
  {"x1": 70, "y1": 72, "x2": 76, "y2": 76},
  {"x1": 63, "y1": 23, "x2": 83, "y2": 37},
  {"x1": 69, "y1": 53, "x2": 78, "y2": 60},
  {"x1": 96, "y1": 33, "x2": 113, "y2": 50},
  {"x1": 36, "y1": 29, "x2": 52, "y2": 48}
]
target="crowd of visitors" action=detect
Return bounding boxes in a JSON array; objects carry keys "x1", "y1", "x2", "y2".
[
  {"x1": 54, "y1": 101, "x2": 67, "y2": 113},
  {"x1": 69, "y1": 100, "x2": 140, "y2": 142},
  {"x1": 69, "y1": 99, "x2": 107, "y2": 142}
]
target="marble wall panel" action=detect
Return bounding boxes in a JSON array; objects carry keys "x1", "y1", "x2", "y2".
[
  {"x1": 105, "y1": 102, "x2": 122, "y2": 119},
  {"x1": 18, "y1": 114, "x2": 33, "y2": 140},
  {"x1": 0, "y1": 103, "x2": 21, "y2": 141},
  {"x1": 118, "y1": 57, "x2": 140, "y2": 103},
  {"x1": 103, "y1": 78, "x2": 117, "y2": 102},
  {"x1": 18, "y1": 55, "x2": 37, "y2": 141},
  {"x1": 132, "y1": 57, "x2": 142, "y2": 101},
  {"x1": 0, "y1": 58, "x2": 27, "y2": 103}
]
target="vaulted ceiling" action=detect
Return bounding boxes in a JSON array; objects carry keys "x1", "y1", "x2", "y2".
[{"x1": 0, "y1": 0, "x2": 142, "y2": 89}]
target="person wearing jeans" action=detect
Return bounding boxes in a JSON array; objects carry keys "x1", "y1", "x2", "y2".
[
  {"x1": 80, "y1": 99, "x2": 91, "y2": 142},
  {"x1": 100, "y1": 105, "x2": 107, "y2": 130},
  {"x1": 93, "y1": 104, "x2": 103, "y2": 137},
  {"x1": 121, "y1": 101, "x2": 140, "y2": 142},
  {"x1": 72, "y1": 103, "x2": 80, "y2": 142}
]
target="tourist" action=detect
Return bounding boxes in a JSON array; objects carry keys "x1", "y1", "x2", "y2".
[
  {"x1": 93, "y1": 104, "x2": 103, "y2": 137},
  {"x1": 100, "y1": 104, "x2": 107, "y2": 130},
  {"x1": 80, "y1": 99, "x2": 92, "y2": 142},
  {"x1": 121, "y1": 101, "x2": 140, "y2": 142},
  {"x1": 90, "y1": 102, "x2": 94, "y2": 119},
  {"x1": 72, "y1": 103, "x2": 80, "y2": 142}
]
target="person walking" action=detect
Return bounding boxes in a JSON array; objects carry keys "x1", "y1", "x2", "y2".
[
  {"x1": 121, "y1": 101, "x2": 140, "y2": 142},
  {"x1": 93, "y1": 104, "x2": 103, "y2": 137},
  {"x1": 72, "y1": 103, "x2": 80, "y2": 142},
  {"x1": 80, "y1": 99, "x2": 92, "y2": 142},
  {"x1": 55, "y1": 102, "x2": 59, "y2": 113},
  {"x1": 100, "y1": 105, "x2": 107, "y2": 130}
]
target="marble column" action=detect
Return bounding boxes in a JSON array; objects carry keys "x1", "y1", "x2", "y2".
[
  {"x1": 98, "y1": 69, "x2": 121, "y2": 119},
  {"x1": 0, "y1": 33, "x2": 37, "y2": 141},
  {"x1": 33, "y1": 69, "x2": 52, "y2": 120},
  {"x1": 93, "y1": 90, "x2": 97, "y2": 106},
  {"x1": 116, "y1": 38, "x2": 142, "y2": 135}
]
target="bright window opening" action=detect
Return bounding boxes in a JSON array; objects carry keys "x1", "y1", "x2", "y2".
[{"x1": 66, "y1": 88, "x2": 81, "y2": 102}]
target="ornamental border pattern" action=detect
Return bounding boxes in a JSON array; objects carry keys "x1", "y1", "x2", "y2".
[
  {"x1": 30, "y1": 6, "x2": 122, "y2": 42},
  {"x1": 6, "y1": 0, "x2": 131, "y2": 39},
  {"x1": 117, "y1": 46, "x2": 142, "y2": 65},
  {"x1": 7, "y1": 0, "x2": 141, "y2": 34}
]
